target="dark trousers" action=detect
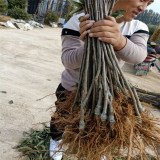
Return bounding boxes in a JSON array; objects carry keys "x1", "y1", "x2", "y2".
[{"x1": 50, "y1": 83, "x2": 66, "y2": 140}]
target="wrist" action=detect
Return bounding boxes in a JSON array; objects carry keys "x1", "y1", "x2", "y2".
[{"x1": 114, "y1": 36, "x2": 127, "y2": 51}]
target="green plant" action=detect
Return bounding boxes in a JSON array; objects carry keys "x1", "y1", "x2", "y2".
[
  {"x1": 0, "y1": 0, "x2": 8, "y2": 12},
  {"x1": 14, "y1": 125, "x2": 51, "y2": 159},
  {"x1": 44, "y1": 11, "x2": 59, "y2": 24},
  {"x1": 147, "y1": 24, "x2": 157, "y2": 36},
  {"x1": 8, "y1": 7, "x2": 31, "y2": 20},
  {"x1": 7, "y1": 0, "x2": 26, "y2": 9},
  {"x1": 66, "y1": 4, "x2": 75, "y2": 22}
]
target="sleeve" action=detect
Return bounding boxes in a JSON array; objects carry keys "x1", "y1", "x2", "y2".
[
  {"x1": 61, "y1": 35, "x2": 84, "y2": 70},
  {"x1": 61, "y1": 13, "x2": 85, "y2": 70},
  {"x1": 116, "y1": 32, "x2": 149, "y2": 64}
]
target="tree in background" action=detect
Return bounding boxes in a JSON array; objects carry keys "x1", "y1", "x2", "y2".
[
  {"x1": 147, "y1": 24, "x2": 157, "y2": 36},
  {"x1": 136, "y1": 9, "x2": 160, "y2": 26},
  {"x1": 7, "y1": 0, "x2": 26, "y2": 9},
  {"x1": 0, "y1": 0, "x2": 8, "y2": 12},
  {"x1": 47, "y1": 0, "x2": 54, "y2": 11},
  {"x1": 7, "y1": 0, "x2": 31, "y2": 20},
  {"x1": 136, "y1": 9, "x2": 160, "y2": 40}
]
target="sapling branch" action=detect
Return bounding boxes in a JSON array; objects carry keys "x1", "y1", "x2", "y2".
[{"x1": 69, "y1": 0, "x2": 143, "y2": 130}]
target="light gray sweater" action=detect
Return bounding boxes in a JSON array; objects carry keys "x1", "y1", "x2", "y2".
[{"x1": 60, "y1": 14, "x2": 149, "y2": 91}]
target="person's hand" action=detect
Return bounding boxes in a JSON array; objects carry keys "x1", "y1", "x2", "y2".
[
  {"x1": 79, "y1": 14, "x2": 95, "y2": 41},
  {"x1": 88, "y1": 16, "x2": 127, "y2": 51}
]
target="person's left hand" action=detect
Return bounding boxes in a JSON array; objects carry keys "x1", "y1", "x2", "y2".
[{"x1": 88, "y1": 16, "x2": 127, "y2": 51}]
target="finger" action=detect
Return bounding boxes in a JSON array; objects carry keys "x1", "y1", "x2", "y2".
[
  {"x1": 89, "y1": 32, "x2": 116, "y2": 39},
  {"x1": 79, "y1": 20, "x2": 95, "y2": 29},
  {"x1": 93, "y1": 19, "x2": 114, "y2": 27},
  {"x1": 80, "y1": 31, "x2": 88, "y2": 41},
  {"x1": 106, "y1": 16, "x2": 116, "y2": 22},
  {"x1": 79, "y1": 14, "x2": 90, "y2": 22},
  {"x1": 88, "y1": 26, "x2": 115, "y2": 34},
  {"x1": 80, "y1": 22, "x2": 94, "y2": 34},
  {"x1": 98, "y1": 37, "x2": 116, "y2": 45}
]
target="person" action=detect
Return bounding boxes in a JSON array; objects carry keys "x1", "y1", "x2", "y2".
[{"x1": 50, "y1": 0, "x2": 154, "y2": 159}]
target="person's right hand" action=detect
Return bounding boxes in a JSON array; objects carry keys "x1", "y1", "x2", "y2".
[{"x1": 79, "y1": 14, "x2": 95, "y2": 41}]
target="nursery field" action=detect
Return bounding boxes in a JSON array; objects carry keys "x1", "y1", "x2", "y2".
[{"x1": 0, "y1": 28, "x2": 160, "y2": 160}]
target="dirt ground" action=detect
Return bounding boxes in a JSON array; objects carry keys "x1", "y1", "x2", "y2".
[
  {"x1": 0, "y1": 27, "x2": 160, "y2": 160},
  {"x1": 0, "y1": 15, "x2": 12, "y2": 22}
]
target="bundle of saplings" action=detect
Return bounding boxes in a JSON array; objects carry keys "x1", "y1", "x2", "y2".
[
  {"x1": 52, "y1": 0, "x2": 160, "y2": 159},
  {"x1": 136, "y1": 88, "x2": 160, "y2": 108}
]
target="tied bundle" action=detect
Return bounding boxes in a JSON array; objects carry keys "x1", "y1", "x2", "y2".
[{"x1": 52, "y1": 0, "x2": 160, "y2": 159}]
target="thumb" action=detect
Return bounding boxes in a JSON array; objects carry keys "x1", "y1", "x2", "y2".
[{"x1": 106, "y1": 16, "x2": 116, "y2": 22}]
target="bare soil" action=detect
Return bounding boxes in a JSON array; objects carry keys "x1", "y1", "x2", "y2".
[{"x1": 0, "y1": 15, "x2": 12, "y2": 22}]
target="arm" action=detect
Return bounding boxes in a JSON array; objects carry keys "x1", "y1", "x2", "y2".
[
  {"x1": 61, "y1": 14, "x2": 94, "y2": 70},
  {"x1": 87, "y1": 16, "x2": 148, "y2": 64},
  {"x1": 116, "y1": 33, "x2": 149, "y2": 64},
  {"x1": 61, "y1": 35, "x2": 84, "y2": 70}
]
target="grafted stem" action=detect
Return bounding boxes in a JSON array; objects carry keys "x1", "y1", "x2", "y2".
[{"x1": 72, "y1": 0, "x2": 144, "y2": 132}]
